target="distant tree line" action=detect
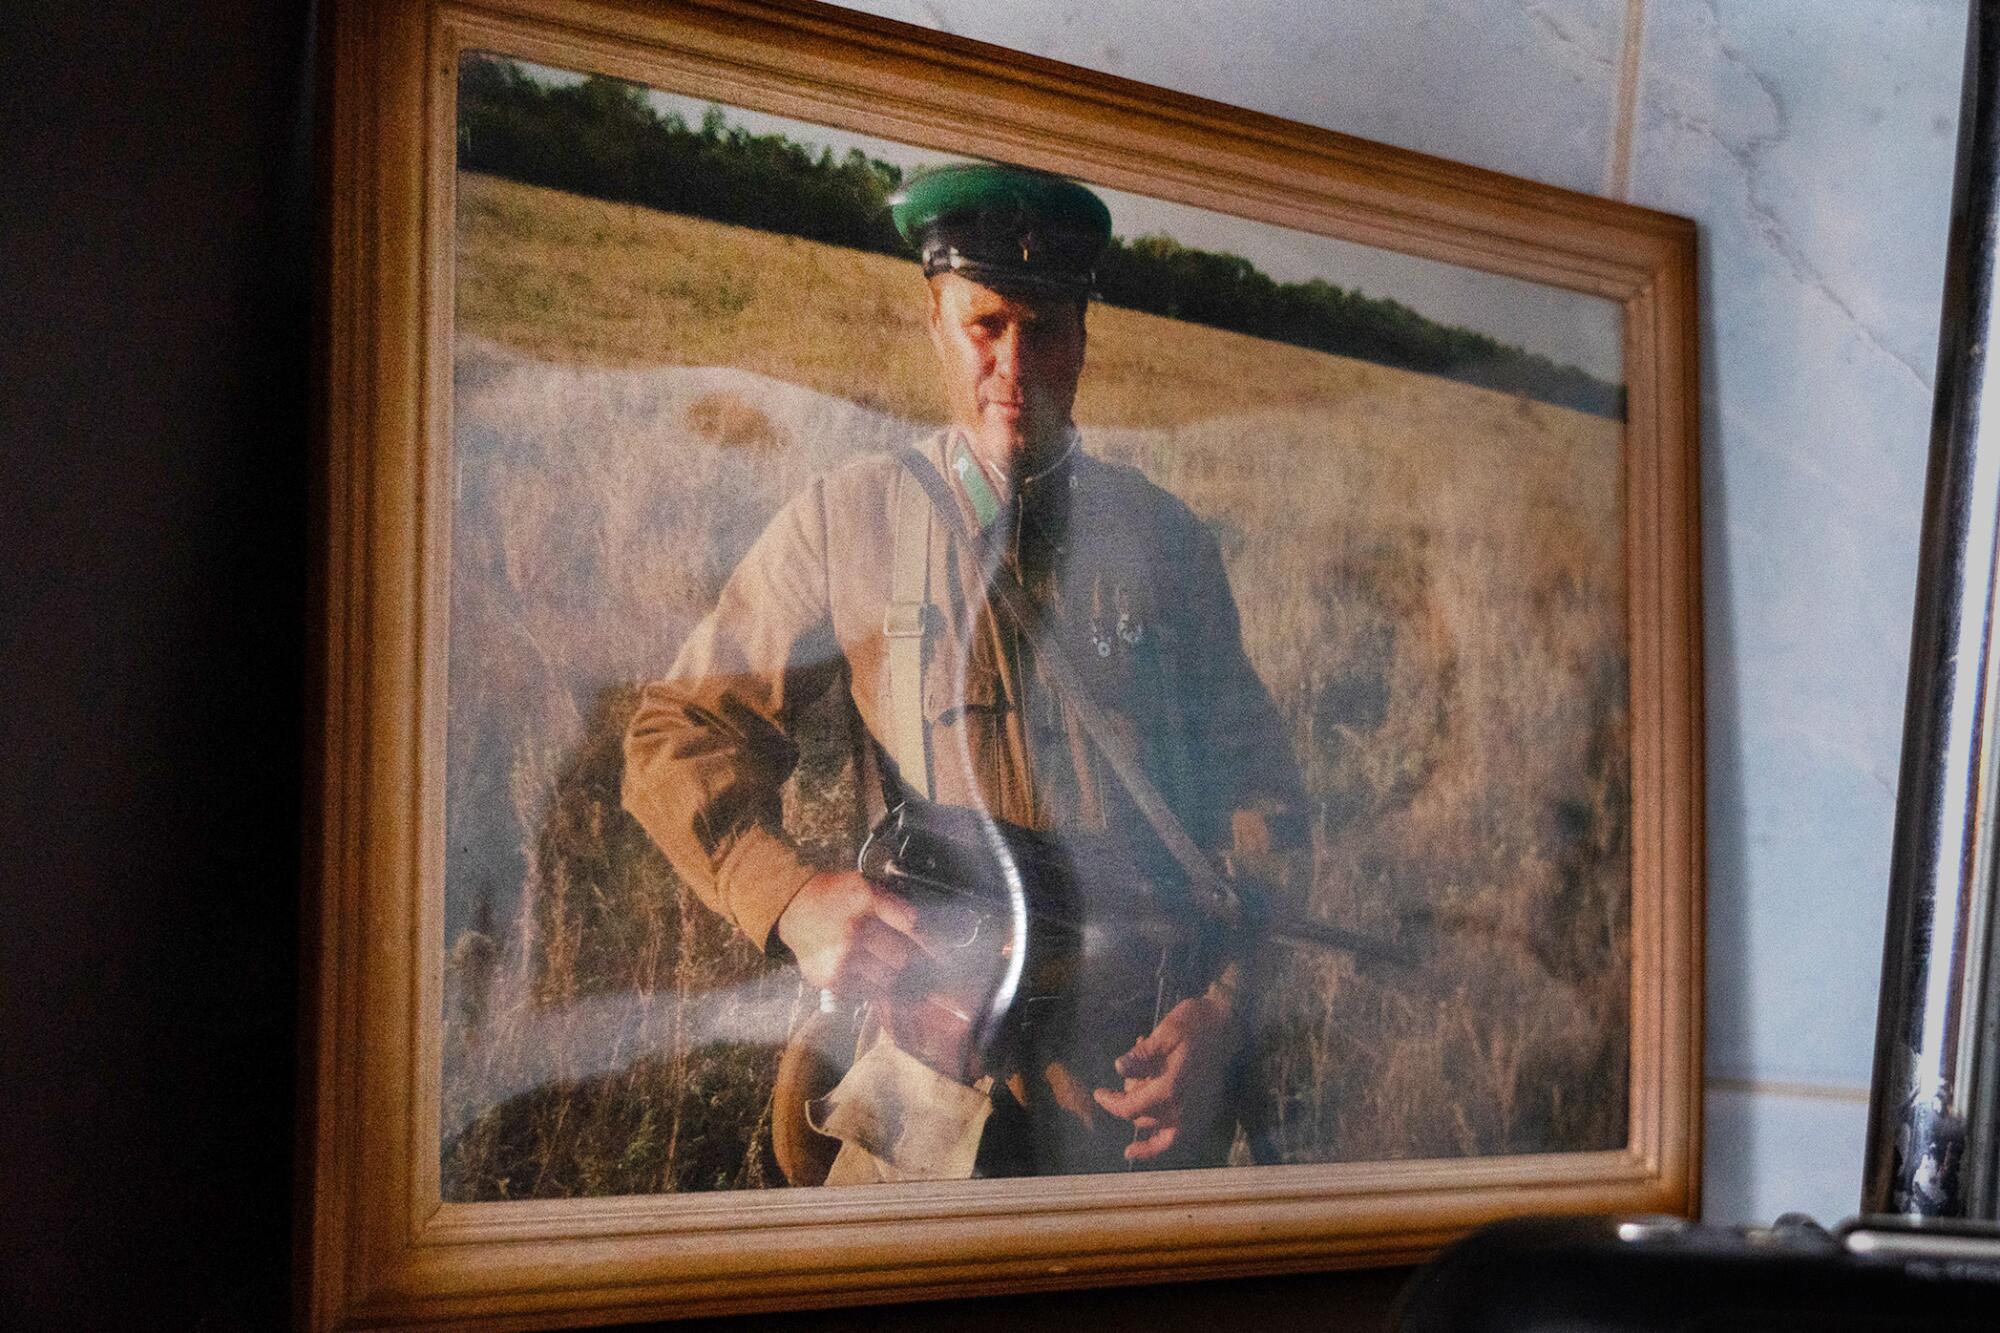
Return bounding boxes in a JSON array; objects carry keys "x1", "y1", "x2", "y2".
[{"x1": 458, "y1": 56, "x2": 1622, "y2": 418}]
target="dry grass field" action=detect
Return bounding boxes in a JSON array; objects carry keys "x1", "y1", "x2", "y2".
[{"x1": 441, "y1": 172, "x2": 1631, "y2": 1198}]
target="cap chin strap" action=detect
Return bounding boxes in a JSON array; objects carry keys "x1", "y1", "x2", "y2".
[
  {"x1": 949, "y1": 427, "x2": 1079, "y2": 522},
  {"x1": 922, "y1": 245, "x2": 1095, "y2": 296},
  {"x1": 1015, "y1": 428, "x2": 1080, "y2": 490}
]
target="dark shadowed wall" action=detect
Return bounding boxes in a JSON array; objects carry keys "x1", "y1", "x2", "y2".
[{"x1": 2, "y1": 0, "x2": 314, "y2": 1325}]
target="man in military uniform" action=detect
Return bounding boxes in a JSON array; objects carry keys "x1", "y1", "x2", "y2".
[{"x1": 622, "y1": 163, "x2": 1305, "y2": 1183}]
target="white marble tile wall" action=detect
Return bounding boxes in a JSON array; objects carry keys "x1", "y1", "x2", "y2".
[
  {"x1": 827, "y1": 0, "x2": 1971, "y2": 1225},
  {"x1": 1626, "y1": 0, "x2": 1966, "y2": 1221},
  {"x1": 1703, "y1": 1085, "x2": 1872, "y2": 1225}
]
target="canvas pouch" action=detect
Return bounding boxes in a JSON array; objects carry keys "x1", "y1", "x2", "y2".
[{"x1": 808, "y1": 1034, "x2": 993, "y2": 1183}]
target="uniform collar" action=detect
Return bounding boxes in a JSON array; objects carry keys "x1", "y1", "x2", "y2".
[{"x1": 945, "y1": 427, "x2": 1080, "y2": 532}]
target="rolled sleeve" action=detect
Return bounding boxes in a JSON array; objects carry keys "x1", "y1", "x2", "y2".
[
  {"x1": 717, "y1": 826, "x2": 822, "y2": 954},
  {"x1": 622, "y1": 478, "x2": 841, "y2": 954}
]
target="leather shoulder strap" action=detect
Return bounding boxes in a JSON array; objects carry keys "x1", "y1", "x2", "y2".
[
  {"x1": 883, "y1": 460, "x2": 934, "y2": 798},
  {"x1": 891, "y1": 448, "x2": 1242, "y2": 923}
]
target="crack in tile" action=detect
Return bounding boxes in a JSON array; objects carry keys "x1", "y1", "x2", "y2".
[
  {"x1": 1522, "y1": 0, "x2": 1619, "y2": 71},
  {"x1": 1721, "y1": 680, "x2": 1909, "y2": 794},
  {"x1": 1675, "y1": 0, "x2": 1934, "y2": 395},
  {"x1": 1706, "y1": 377, "x2": 1924, "y2": 528}
]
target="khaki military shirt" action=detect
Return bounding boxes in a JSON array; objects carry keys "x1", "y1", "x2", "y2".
[{"x1": 622, "y1": 431, "x2": 1304, "y2": 1172}]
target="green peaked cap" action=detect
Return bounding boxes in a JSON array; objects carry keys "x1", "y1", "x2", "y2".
[{"x1": 889, "y1": 162, "x2": 1112, "y2": 295}]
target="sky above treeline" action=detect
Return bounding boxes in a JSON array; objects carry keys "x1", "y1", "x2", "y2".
[{"x1": 504, "y1": 59, "x2": 1623, "y2": 385}]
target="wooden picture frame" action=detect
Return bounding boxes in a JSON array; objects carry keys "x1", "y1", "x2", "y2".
[{"x1": 304, "y1": 0, "x2": 1702, "y2": 1327}]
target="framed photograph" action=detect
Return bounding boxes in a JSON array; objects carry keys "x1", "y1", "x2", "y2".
[{"x1": 304, "y1": 0, "x2": 1702, "y2": 1326}]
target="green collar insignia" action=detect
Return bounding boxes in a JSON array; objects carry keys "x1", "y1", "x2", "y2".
[{"x1": 949, "y1": 438, "x2": 1003, "y2": 530}]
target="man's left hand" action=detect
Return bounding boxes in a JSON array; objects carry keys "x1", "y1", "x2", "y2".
[{"x1": 1091, "y1": 988, "x2": 1241, "y2": 1163}]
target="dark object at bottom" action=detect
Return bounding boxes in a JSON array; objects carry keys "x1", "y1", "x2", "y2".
[{"x1": 1392, "y1": 1215, "x2": 2000, "y2": 1332}]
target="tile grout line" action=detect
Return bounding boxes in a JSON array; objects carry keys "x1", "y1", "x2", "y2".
[
  {"x1": 1707, "y1": 1076, "x2": 1871, "y2": 1105},
  {"x1": 1607, "y1": 0, "x2": 1647, "y2": 199}
]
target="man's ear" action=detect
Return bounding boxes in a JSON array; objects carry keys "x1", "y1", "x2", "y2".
[{"x1": 925, "y1": 278, "x2": 950, "y2": 355}]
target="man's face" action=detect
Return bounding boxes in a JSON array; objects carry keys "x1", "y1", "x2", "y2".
[{"x1": 926, "y1": 272, "x2": 1087, "y2": 474}]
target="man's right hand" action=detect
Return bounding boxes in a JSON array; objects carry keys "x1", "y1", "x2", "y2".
[{"x1": 775, "y1": 868, "x2": 925, "y2": 998}]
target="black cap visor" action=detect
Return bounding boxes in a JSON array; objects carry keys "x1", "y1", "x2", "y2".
[{"x1": 920, "y1": 244, "x2": 1096, "y2": 299}]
